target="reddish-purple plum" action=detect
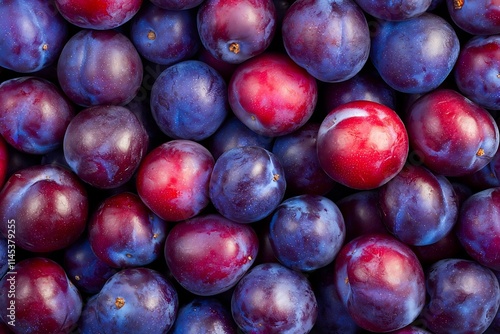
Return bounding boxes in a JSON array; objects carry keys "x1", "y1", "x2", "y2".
[
  {"x1": 0, "y1": 257, "x2": 82, "y2": 334},
  {"x1": 0, "y1": 77, "x2": 75, "y2": 155},
  {"x1": 197, "y1": 0, "x2": 277, "y2": 63},
  {"x1": 455, "y1": 35, "x2": 500, "y2": 110},
  {"x1": 0, "y1": 0, "x2": 69, "y2": 73},
  {"x1": 379, "y1": 164, "x2": 459, "y2": 246},
  {"x1": 63, "y1": 237, "x2": 118, "y2": 295},
  {"x1": 228, "y1": 53, "x2": 317, "y2": 137},
  {"x1": 334, "y1": 234, "x2": 426, "y2": 332},
  {"x1": 63, "y1": 105, "x2": 149, "y2": 189},
  {"x1": 57, "y1": 30, "x2": 143, "y2": 107},
  {"x1": 231, "y1": 262, "x2": 318, "y2": 333},
  {"x1": 406, "y1": 89, "x2": 499, "y2": 177},
  {"x1": 150, "y1": 60, "x2": 228, "y2": 141},
  {"x1": 370, "y1": 13, "x2": 460, "y2": 94},
  {"x1": 282, "y1": 0, "x2": 370, "y2": 82},
  {"x1": 0, "y1": 165, "x2": 88, "y2": 253},
  {"x1": 130, "y1": 3, "x2": 200, "y2": 66},
  {"x1": 164, "y1": 214, "x2": 258, "y2": 296},
  {"x1": 209, "y1": 146, "x2": 286, "y2": 223},
  {"x1": 79, "y1": 268, "x2": 178, "y2": 334},
  {"x1": 457, "y1": 187, "x2": 500, "y2": 271},
  {"x1": 446, "y1": 0, "x2": 500, "y2": 35},
  {"x1": 169, "y1": 298, "x2": 237, "y2": 333},
  {"x1": 317, "y1": 100, "x2": 409, "y2": 190},
  {"x1": 272, "y1": 123, "x2": 336, "y2": 196},
  {"x1": 420, "y1": 258, "x2": 500, "y2": 333},
  {"x1": 54, "y1": 0, "x2": 143, "y2": 30},
  {"x1": 269, "y1": 194, "x2": 346, "y2": 271},
  {"x1": 88, "y1": 192, "x2": 167, "y2": 268},
  {"x1": 136, "y1": 139, "x2": 214, "y2": 222}
]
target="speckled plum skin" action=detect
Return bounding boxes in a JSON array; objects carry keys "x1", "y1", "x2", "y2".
[
  {"x1": 88, "y1": 192, "x2": 167, "y2": 268},
  {"x1": 370, "y1": 13, "x2": 460, "y2": 94},
  {"x1": 420, "y1": 258, "x2": 500, "y2": 333},
  {"x1": 209, "y1": 146, "x2": 286, "y2": 223},
  {"x1": 228, "y1": 53, "x2": 317, "y2": 137},
  {"x1": 0, "y1": 165, "x2": 88, "y2": 253},
  {"x1": 354, "y1": 0, "x2": 431, "y2": 21},
  {"x1": 0, "y1": 0, "x2": 69, "y2": 73},
  {"x1": 63, "y1": 105, "x2": 149, "y2": 189},
  {"x1": 197, "y1": 0, "x2": 276, "y2": 64},
  {"x1": 0, "y1": 77, "x2": 75, "y2": 155},
  {"x1": 456, "y1": 187, "x2": 500, "y2": 271},
  {"x1": 379, "y1": 164, "x2": 459, "y2": 246},
  {"x1": 170, "y1": 298, "x2": 237, "y2": 333},
  {"x1": 317, "y1": 100, "x2": 409, "y2": 190},
  {"x1": 231, "y1": 262, "x2": 318, "y2": 333},
  {"x1": 164, "y1": 214, "x2": 259, "y2": 296},
  {"x1": 136, "y1": 139, "x2": 214, "y2": 222},
  {"x1": 334, "y1": 234, "x2": 426, "y2": 332},
  {"x1": 455, "y1": 35, "x2": 500, "y2": 110},
  {"x1": 80, "y1": 268, "x2": 178, "y2": 334},
  {"x1": 446, "y1": 0, "x2": 500, "y2": 35},
  {"x1": 282, "y1": 0, "x2": 370, "y2": 83},
  {"x1": 0, "y1": 258, "x2": 82, "y2": 334},
  {"x1": 269, "y1": 194, "x2": 346, "y2": 271},
  {"x1": 406, "y1": 89, "x2": 499, "y2": 177},
  {"x1": 54, "y1": 0, "x2": 143, "y2": 30},
  {"x1": 57, "y1": 30, "x2": 143, "y2": 107}
]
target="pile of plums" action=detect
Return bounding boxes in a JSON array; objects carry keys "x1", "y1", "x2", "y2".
[{"x1": 0, "y1": 0, "x2": 500, "y2": 333}]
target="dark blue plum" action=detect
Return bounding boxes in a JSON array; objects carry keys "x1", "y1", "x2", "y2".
[
  {"x1": 336, "y1": 190, "x2": 388, "y2": 242},
  {"x1": 57, "y1": 29, "x2": 143, "y2": 107},
  {"x1": 197, "y1": 0, "x2": 277, "y2": 64},
  {"x1": 170, "y1": 298, "x2": 237, "y2": 333},
  {"x1": 0, "y1": 235, "x2": 7, "y2": 279},
  {"x1": 320, "y1": 66, "x2": 397, "y2": 115},
  {"x1": 455, "y1": 35, "x2": 500, "y2": 110},
  {"x1": 231, "y1": 262, "x2": 318, "y2": 333},
  {"x1": 150, "y1": 60, "x2": 228, "y2": 141},
  {"x1": 457, "y1": 187, "x2": 500, "y2": 271},
  {"x1": 0, "y1": 76, "x2": 75, "y2": 155},
  {"x1": 446, "y1": 0, "x2": 500, "y2": 35},
  {"x1": 206, "y1": 115, "x2": 274, "y2": 160},
  {"x1": 420, "y1": 258, "x2": 500, "y2": 333},
  {"x1": 272, "y1": 123, "x2": 336, "y2": 196},
  {"x1": 88, "y1": 192, "x2": 167, "y2": 268},
  {"x1": 354, "y1": 0, "x2": 432, "y2": 21},
  {"x1": 63, "y1": 237, "x2": 118, "y2": 295},
  {"x1": 209, "y1": 146, "x2": 286, "y2": 223},
  {"x1": 80, "y1": 268, "x2": 178, "y2": 334},
  {"x1": 310, "y1": 263, "x2": 362, "y2": 334},
  {"x1": 130, "y1": 3, "x2": 200, "y2": 66},
  {"x1": 63, "y1": 105, "x2": 149, "y2": 189},
  {"x1": 269, "y1": 194, "x2": 346, "y2": 271},
  {"x1": 0, "y1": 0, "x2": 69, "y2": 73},
  {"x1": 379, "y1": 164, "x2": 459, "y2": 246},
  {"x1": 370, "y1": 13, "x2": 460, "y2": 94},
  {"x1": 282, "y1": 0, "x2": 370, "y2": 83}
]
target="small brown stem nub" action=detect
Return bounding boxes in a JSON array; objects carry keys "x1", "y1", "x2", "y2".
[
  {"x1": 115, "y1": 297, "x2": 125, "y2": 309},
  {"x1": 229, "y1": 42, "x2": 240, "y2": 54},
  {"x1": 453, "y1": 0, "x2": 464, "y2": 9},
  {"x1": 477, "y1": 148, "x2": 485, "y2": 157},
  {"x1": 147, "y1": 31, "x2": 156, "y2": 40},
  {"x1": 42, "y1": 43, "x2": 48, "y2": 51}
]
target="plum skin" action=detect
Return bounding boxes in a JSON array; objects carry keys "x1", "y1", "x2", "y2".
[
  {"x1": 0, "y1": 76, "x2": 75, "y2": 155},
  {"x1": 136, "y1": 139, "x2": 214, "y2": 222},
  {"x1": 164, "y1": 213, "x2": 259, "y2": 296},
  {"x1": 0, "y1": 257, "x2": 83, "y2": 334},
  {"x1": 0, "y1": 165, "x2": 88, "y2": 253},
  {"x1": 406, "y1": 89, "x2": 499, "y2": 177},
  {"x1": 317, "y1": 100, "x2": 409, "y2": 190},
  {"x1": 334, "y1": 234, "x2": 426, "y2": 332},
  {"x1": 228, "y1": 53, "x2": 318, "y2": 137}
]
